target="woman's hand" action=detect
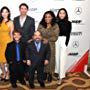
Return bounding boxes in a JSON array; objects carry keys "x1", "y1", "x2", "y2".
[
  {"x1": 44, "y1": 60, "x2": 49, "y2": 65},
  {"x1": 43, "y1": 38, "x2": 48, "y2": 44}
]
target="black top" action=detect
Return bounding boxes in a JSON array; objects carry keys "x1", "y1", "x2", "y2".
[{"x1": 57, "y1": 20, "x2": 72, "y2": 46}]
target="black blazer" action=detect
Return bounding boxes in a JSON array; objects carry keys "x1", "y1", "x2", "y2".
[
  {"x1": 14, "y1": 15, "x2": 35, "y2": 42},
  {"x1": 26, "y1": 41, "x2": 51, "y2": 64},
  {"x1": 5, "y1": 41, "x2": 26, "y2": 64}
]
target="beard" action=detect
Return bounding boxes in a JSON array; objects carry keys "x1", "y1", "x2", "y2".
[{"x1": 35, "y1": 38, "x2": 41, "y2": 43}]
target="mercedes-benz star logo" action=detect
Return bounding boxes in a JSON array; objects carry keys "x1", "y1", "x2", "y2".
[
  {"x1": 75, "y1": 7, "x2": 82, "y2": 15},
  {"x1": 72, "y1": 41, "x2": 79, "y2": 48}
]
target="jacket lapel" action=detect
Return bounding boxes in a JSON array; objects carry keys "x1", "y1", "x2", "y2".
[
  {"x1": 17, "y1": 16, "x2": 21, "y2": 28},
  {"x1": 13, "y1": 42, "x2": 17, "y2": 61},
  {"x1": 22, "y1": 16, "x2": 28, "y2": 28},
  {"x1": 32, "y1": 41, "x2": 38, "y2": 52}
]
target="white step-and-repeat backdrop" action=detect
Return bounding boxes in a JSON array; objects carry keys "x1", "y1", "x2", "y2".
[{"x1": 0, "y1": 0, "x2": 90, "y2": 72}]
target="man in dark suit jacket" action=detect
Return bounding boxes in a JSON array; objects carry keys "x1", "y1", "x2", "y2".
[
  {"x1": 26, "y1": 31, "x2": 51, "y2": 88},
  {"x1": 5, "y1": 30, "x2": 26, "y2": 88},
  {"x1": 14, "y1": 3, "x2": 35, "y2": 43}
]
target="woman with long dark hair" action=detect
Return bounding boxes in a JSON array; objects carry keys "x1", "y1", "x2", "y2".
[
  {"x1": 55, "y1": 8, "x2": 72, "y2": 84},
  {"x1": 0, "y1": 6, "x2": 14, "y2": 81},
  {"x1": 37, "y1": 11, "x2": 59, "y2": 82}
]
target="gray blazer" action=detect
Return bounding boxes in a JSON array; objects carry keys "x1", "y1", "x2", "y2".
[{"x1": 14, "y1": 15, "x2": 35, "y2": 43}]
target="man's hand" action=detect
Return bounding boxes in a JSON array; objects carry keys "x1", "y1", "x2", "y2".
[
  {"x1": 27, "y1": 39, "x2": 33, "y2": 43},
  {"x1": 44, "y1": 60, "x2": 49, "y2": 65},
  {"x1": 23, "y1": 60, "x2": 26, "y2": 63},
  {"x1": 27, "y1": 60, "x2": 31, "y2": 66}
]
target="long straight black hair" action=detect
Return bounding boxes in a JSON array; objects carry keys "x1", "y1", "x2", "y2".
[
  {"x1": 57, "y1": 8, "x2": 68, "y2": 21},
  {"x1": 0, "y1": 6, "x2": 11, "y2": 24},
  {"x1": 40, "y1": 11, "x2": 56, "y2": 28}
]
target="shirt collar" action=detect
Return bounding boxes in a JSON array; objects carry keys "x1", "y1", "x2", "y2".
[{"x1": 34, "y1": 41, "x2": 41, "y2": 45}]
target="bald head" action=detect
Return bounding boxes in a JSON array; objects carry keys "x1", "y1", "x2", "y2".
[{"x1": 33, "y1": 31, "x2": 42, "y2": 42}]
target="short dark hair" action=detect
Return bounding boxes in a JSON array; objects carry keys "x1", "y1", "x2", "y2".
[
  {"x1": 19, "y1": 3, "x2": 29, "y2": 9},
  {"x1": 13, "y1": 30, "x2": 22, "y2": 35}
]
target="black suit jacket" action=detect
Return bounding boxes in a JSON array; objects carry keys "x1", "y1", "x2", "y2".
[
  {"x1": 26, "y1": 41, "x2": 51, "y2": 64},
  {"x1": 5, "y1": 41, "x2": 26, "y2": 64},
  {"x1": 14, "y1": 15, "x2": 35, "y2": 42}
]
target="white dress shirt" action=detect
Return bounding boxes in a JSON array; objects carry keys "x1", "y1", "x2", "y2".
[{"x1": 19, "y1": 16, "x2": 27, "y2": 27}]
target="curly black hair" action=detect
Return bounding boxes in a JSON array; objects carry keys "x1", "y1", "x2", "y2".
[{"x1": 40, "y1": 11, "x2": 56, "y2": 28}]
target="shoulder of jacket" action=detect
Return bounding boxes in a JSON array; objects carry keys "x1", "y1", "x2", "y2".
[
  {"x1": 38, "y1": 24, "x2": 44, "y2": 28},
  {"x1": 27, "y1": 16, "x2": 34, "y2": 20},
  {"x1": 14, "y1": 16, "x2": 19, "y2": 19},
  {"x1": 7, "y1": 41, "x2": 14, "y2": 46},
  {"x1": 54, "y1": 23, "x2": 59, "y2": 27},
  {"x1": 52, "y1": 23, "x2": 59, "y2": 29},
  {"x1": 27, "y1": 41, "x2": 33, "y2": 45}
]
